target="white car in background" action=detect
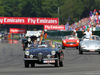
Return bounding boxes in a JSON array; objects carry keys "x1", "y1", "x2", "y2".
[{"x1": 79, "y1": 35, "x2": 100, "y2": 54}]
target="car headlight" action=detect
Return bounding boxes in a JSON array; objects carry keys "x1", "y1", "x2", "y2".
[
  {"x1": 47, "y1": 54, "x2": 51, "y2": 58},
  {"x1": 30, "y1": 55, "x2": 33, "y2": 58},
  {"x1": 77, "y1": 40, "x2": 79, "y2": 43},
  {"x1": 25, "y1": 51, "x2": 29, "y2": 55},
  {"x1": 63, "y1": 40, "x2": 66, "y2": 43},
  {"x1": 28, "y1": 38, "x2": 31, "y2": 42},
  {"x1": 51, "y1": 51, "x2": 56, "y2": 55},
  {"x1": 81, "y1": 43, "x2": 86, "y2": 48}
]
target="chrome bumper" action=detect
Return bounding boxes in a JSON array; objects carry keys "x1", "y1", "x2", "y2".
[
  {"x1": 24, "y1": 58, "x2": 58, "y2": 61},
  {"x1": 81, "y1": 49, "x2": 100, "y2": 52}
]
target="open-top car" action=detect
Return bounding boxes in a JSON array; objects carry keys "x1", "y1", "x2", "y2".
[
  {"x1": 62, "y1": 35, "x2": 79, "y2": 49},
  {"x1": 79, "y1": 35, "x2": 100, "y2": 54},
  {"x1": 24, "y1": 40, "x2": 64, "y2": 68}
]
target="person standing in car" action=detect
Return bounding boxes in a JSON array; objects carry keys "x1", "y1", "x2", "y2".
[
  {"x1": 72, "y1": 30, "x2": 78, "y2": 37},
  {"x1": 82, "y1": 28, "x2": 92, "y2": 39}
]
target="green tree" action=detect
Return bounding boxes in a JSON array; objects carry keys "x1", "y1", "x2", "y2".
[
  {"x1": 2, "y1": 0, "x2": 24, "y2": 17},
  {"x1": 60, "y1": 0, "x2": 95, "y2": 24},
  {"x1": 0, "y1": 0, "x2": 5, "y2": 16}
]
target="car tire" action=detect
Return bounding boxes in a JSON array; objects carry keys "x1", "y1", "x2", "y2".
[
  {"x1": 59, "y1": 61, "x2": 63, "y2": 67},
  {"x1": 31, "y1": 62, "x2": 35, "y2": 67},
  {"x1": 99, "y1": 52, "x2": 100, "y2": 54},
  {"x1": 62, "y1": 44, "x2": 65, "y2": 49},
  {"x1": 79, "y1": 46, "x2": 83, "y2": 54},
  {"x1": 24, "y1": 60, "x2": 29, "y2": 68},
  {"x1": 54, "y1": 56, "x2": 59, "y2": 67},
  {"x1": 76, "y1": 46, "x2": 78, "y2": 49},
  {"x1": 79, "y1": 50, "x2": 83, "y2": 54}
]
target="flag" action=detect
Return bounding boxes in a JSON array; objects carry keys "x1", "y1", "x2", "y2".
[
  {"x1": 94, "y1": 9, "x2": 96, "y2": 12},
  {"x1": 90, "y1": 11, "x2": 92, "y2": 16},
  {"x1": 65, "y1": 22, "x2": 69, "y2": 30},
  {"x1": 83, "y1": 26, "x2": 85, "y2": 30},
  {"x1": 88, "y1": 24, "x2": 91, "y2": 28},
  {"x1": 85, "y1": 25, "x2": 89, "y2": 30}
]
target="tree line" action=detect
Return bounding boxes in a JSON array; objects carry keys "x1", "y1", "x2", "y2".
[{"x1": 0, "y1": 0, "x2": 100, "y2": 30}]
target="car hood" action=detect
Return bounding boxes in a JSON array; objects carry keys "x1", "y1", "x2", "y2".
[
  {"x1": 83, "y1": 40, "x2": 100, "y2": 46},
  {"x1": 30, "y1": 48, "x2": 56, "y2": 55}
]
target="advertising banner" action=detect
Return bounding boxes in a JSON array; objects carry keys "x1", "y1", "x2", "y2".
[
  {"x1": 10, "y1": 28, "x2": 26, "y2": 34},
  {"x1": 44, "y1": 25, "x2": 65, "y2": 30},
  {"x1": 0, "y1": 17, "x2": 58, "y2": 25}
]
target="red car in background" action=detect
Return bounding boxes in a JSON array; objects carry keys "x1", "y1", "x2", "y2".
[{"x1": 62, "y1": 35, "x2": 79, "y2": 49}]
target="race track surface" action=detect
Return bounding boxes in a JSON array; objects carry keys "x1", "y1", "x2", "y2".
[{"x1": 0, "y1": 40, "x2": 100, "y2": 75}]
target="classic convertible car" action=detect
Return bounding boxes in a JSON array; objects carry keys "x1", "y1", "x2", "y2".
[
  {"x1": 24, "y1": 41, "x2": 64, "y2": 68},
  {"x1": 62, "y1": 35, "x2": 79, "y2": 49},
  {"x1": 79, "y1": 35, "x2": 100, "y2": 54}
]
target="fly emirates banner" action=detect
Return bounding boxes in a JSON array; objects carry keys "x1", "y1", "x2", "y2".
[{"x1": 0, "y1": 17, "x2": 58, "y2": 25}]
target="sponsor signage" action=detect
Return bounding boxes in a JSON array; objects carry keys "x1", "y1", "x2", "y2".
[
  {"x1": 0, "y1": 17, "x2": 58, "y2": 25},
  {"x1": 44, "y1": 25, "x2": 65, "y2": 30},
  {"x1": 10, "y1": 28, "x2": 26, "y2": 34}
]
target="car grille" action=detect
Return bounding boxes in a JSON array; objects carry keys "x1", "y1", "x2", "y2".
[
  {"x1": 32, "y1": 55, "x2": 47, "y2": 59},
  {"x1": 38, "y1": 53, "x2": 43, "y2": 62},
  {"x1": 67, "y1": 42, "x2": 76, "y2": 44}
]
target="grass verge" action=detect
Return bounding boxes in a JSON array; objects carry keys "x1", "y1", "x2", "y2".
[{"x1": 46, "y1": 39, "x2": 62, "y2": 43}]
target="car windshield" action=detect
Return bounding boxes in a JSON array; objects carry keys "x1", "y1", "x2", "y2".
[
  {"x1": 82, "y1": 36, "x2": 100, "y2": 41},
  {"x1": 63, "y1": 35, "x2": 78, "y2": 40},
  {"x1": 30, "y1": 41, "x2": 56, "y2": 48}
]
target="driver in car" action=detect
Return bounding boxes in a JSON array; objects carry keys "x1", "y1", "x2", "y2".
[
  {"x1": 71, "y1": 30, "x2": 78, "y2": 39},
  {"x1": 48, "y1": 41, "x2": 52, "y2": 47},
  {"x1": 72, "y1": 30, "x2": 78, "y2": 37},
  {"x1": 34, "y1": 40, "x2": 38, "y2": 47},
  {"x1": 48, "y1": 41, "x2": 55, "y2": 48}
]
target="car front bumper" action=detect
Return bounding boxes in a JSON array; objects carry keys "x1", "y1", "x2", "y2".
[
  {"x1": 81, "y1": 49, "x2": 100, "y2": 52},
  {"x1": 24, "y1": 58, "x2": 59, "y2": 63},
  {"x1": 24, "y1": 58, "x2": 58, "y2": 61},
  {"x1": 62, "y1": 42, "x2": 79, "y2": 47}
]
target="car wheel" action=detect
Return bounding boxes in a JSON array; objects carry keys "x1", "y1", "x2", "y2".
[
  {"x1": 62, "y1": 44, "x2": 65, "y2": 49},
  {"x1": 24, "y1": 60, "x2": 29, "y2": 68},
  {"x1": 31, "y1": 63, "x2": 35, "y2": 67},
  {"x1": 76, "y1": 46, "x2": 78, "y2": 49},
  {"x1": 59, "y1": 61, "x2": 63, "y2": 67},
  {"x1": 54, "y1": 56, "x2": 59, "y2": 67},
  {"x1": 79, "y1": 50, "x2": 83, "y2": 54},
  {"x1": 99, "y1": 52, "x2": 100, "y2": 54},
  {"x1": 79, "y1": 46, "x2": 83, "y2": 54}
]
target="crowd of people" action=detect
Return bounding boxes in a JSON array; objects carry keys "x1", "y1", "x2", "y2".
[{"x1": 66, "y1": 9, "x2": 100, "y2": 31}]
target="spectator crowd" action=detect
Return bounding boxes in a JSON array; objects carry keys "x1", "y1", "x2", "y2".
[{"x1": 65, "y1": 9, "x2": 100, "y2": 31}]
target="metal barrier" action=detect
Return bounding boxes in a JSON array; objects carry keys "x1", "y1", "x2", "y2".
[
  {"x1": 47, "y1": 36, "x2": 62, "y2": 40},
  {"x1": 45, "y1": 31, "x2": 100, "y2": 38}
]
